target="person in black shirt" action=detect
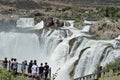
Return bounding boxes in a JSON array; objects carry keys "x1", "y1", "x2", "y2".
[
  {"x1": 10, "y1": 58, "x2": 14, "y2": 70},
  {"x1": 3, "y1": 57, "x2": 8, "y2": 69},
  {"x1": 44, "y1": 62, "x2": 49, "y2": 80},
  {"x1": 34, "y1": 60, "x2": 37, "y2": 65},
  {"x1": 39, "y1": 63, "x2": 44, "y2": 80},
  {"x1": 28, "y1": 60, "x2": 33, "y2": 76}
]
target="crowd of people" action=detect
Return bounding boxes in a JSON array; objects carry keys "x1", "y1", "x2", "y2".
[
  {"x1": 2, "y1": 57, "x2": 50, "y2": 80},
  {"x1": 3, "y1": 58, "x2": 18, "y2": 75}
]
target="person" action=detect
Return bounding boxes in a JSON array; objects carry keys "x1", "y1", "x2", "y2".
[
  {"x1": 21, "y1": 60, "x2": 27, "y2": 75},
  {"x1": 28, "y1": 60, "x2": 33, "y2": 76},
  {"x1": 34, "y1": 60, "x2": 37, "y2": 66},
  {"x1": 13, "y1": 58, "x2": 18, "y2": 75},
  {"x1": 39, "y1": 63, "x2": 44, "y2": 80},
  {"x1": 44, "y1": 62, "x2": 49, "y2": 80},
  {"x1": 31, "y1": 62, "x2": 38, "y2": 79},
  {"x1": 3, "y1": 57, "x2": 8, "y2": 69},
  {"x1": 10, "y1": 58, "x2": 14, "y2": 71}
]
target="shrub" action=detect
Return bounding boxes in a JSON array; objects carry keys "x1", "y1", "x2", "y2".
[
  {"x1": 45, "y1": 6, "x2": 52, "y2": 12},
  {"x1": 105, "y1": 7, "x2": 120, "y2": 20},
  {"x1": 62, "y1": 7, "x2": 71, "y2": 12},
  {"x1": 74, "y1": 18, "x2": 81, "y2": 22},
  {"x1": 98, "y1": 23, "x2": 107, "y2": 31}
]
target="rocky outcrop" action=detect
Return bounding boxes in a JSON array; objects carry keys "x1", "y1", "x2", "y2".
[
  {"x1": 44, "y1": 17, "x2": 64, "y2": 27},
  {"x1": 90, "y1": 18, "x2": 120, "y2": 39},
  {"x1": 0, "y1": 0, "x2": 15, "y2": 7}
]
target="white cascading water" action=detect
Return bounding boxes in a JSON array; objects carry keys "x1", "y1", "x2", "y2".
[
  {"x1": 0, "y1": 32, "x2": 46, "y2": 62},
  {"x1": 17, "y1": 18, "x2": 34, "y2": 28},
  {"x1": 0, "y1": 18, "x2": 120, "y2": 80}
]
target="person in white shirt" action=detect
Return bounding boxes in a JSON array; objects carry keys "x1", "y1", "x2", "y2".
[
  {"x1": 31, "y1": 62, "x2": 38, "y2": 79},
  {"x1": 13, "y1": 58, "x2": 18, "y2": 75}
]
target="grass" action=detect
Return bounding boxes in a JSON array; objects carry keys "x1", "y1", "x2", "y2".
[{"x1": 0, "y1": 68, "x2": 29, "y2": 80}]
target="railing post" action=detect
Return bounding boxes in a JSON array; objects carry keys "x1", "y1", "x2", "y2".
[
  {"x1": 97, "y1": 66, "x2": 102, "y2": 80},
  {"x1": 49, "y1": 67, "x2": 51, "y2": 80}
]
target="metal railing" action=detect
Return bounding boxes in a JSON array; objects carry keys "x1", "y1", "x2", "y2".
[
  {"x1": 0, "y1": 60, "x2": 51, "y2": 79},
  {"x1": 74, "y1": 66, "x2": 120, "y2": 80}
]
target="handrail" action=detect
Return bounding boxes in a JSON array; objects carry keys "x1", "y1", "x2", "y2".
[
  {"x1": 0, "y1": 60, "x2": 51, "y2": 79},
  {"x1": 74, "y1": 65, "x2": 120, "y2": 80}
]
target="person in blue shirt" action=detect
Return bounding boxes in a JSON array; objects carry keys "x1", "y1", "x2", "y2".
[{"x1": 21, "y1": 60, "x2": 27, "y2": 75}]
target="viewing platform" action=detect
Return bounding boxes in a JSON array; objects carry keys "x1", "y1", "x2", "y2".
[{"x1": 0, "y1": 60, "x2": 51, "y2": 80}]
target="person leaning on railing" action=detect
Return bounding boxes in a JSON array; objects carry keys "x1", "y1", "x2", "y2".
[{"x1": 21, "y1": 60, "x2": 27, "y2": 75}]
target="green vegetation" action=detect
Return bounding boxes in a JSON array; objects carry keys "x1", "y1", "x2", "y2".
[
  {"x1": 104, "y1": 58, "x2": 120, "y2": 69},
  {"x1": 95, "y1": 34, "x2": 100, "y2": 40},
  {"x1": 62, "y1": 7, "x2": 71, "y2": 12},
  {"x1": 72, "y1": 6, "x2": 120, "y2": 21},
  {"x1": 52, "y1": 13, "x2": 82, "y2": 22},
  {"x1": 74, "y1": 18, "x2": 81, "y2": 22},
  {"x1": 45, "y1": 6, "x2": 52, "y2": 12},
  {"x1": 44, "y1": 6, "x2": 120, "y2": 24},
  {"x1": 87, "y1": 7, "x2": 120, "y2": 21},
  {"x1": 52, "y1": 14, "x2": 73, "y2": 19},
  {"x1": 105, "y1": 7, "x2": 120, "y2": 20},
  {"x1": 98, "y1": 70, "x2": 120, "y2": 80},
  {"x1": 98, "y1": 23, "x2": 107, "y2": 31},
  {"x1": 0, "y1": 68, "x2": 29, "y2": 80}
]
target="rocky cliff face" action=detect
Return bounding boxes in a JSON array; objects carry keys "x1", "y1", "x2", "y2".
[
  {"x1": 16, "y1": 0, "x2": 42, "y2": 9},
  {"x1": 49, "y1": 0, "x2": 120, "y2": 5},
  {"x1": 90, "y1": 18, "x2": 120, "y2": 40}
]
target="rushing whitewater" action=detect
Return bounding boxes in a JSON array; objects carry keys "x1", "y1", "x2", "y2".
[{"x1": 0, "y1": 18, "x2": 120, "y2": 80}]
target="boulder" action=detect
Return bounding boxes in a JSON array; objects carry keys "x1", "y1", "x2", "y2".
[{"x1": 43, "y1": 17, "x2": 64, "y2": 27}]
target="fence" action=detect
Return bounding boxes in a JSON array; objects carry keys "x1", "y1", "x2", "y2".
[{"x1": 74, "y1": 66, "x2": 120, "y2": 80}]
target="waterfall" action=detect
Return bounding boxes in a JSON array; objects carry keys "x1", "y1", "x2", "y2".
[
  {"x1": 0, "y1": 19, "x2": 120, "y2": 80},
  {"x1": 0, "y1": 32, "x2": 47, "y2": 62},
  {"x1": 17, "y1": 18, "x2": 34, "y2": 28}
]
